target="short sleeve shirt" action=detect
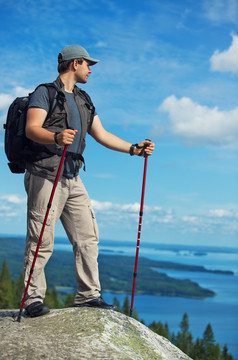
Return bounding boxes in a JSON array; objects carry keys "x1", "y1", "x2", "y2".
[{"x1": 28, "y1": 86, "x2": 95, "y2": 178}]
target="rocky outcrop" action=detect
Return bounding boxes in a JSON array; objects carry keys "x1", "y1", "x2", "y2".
[{"x1": 0, "y1": 308, "x2": 192, "y2": 359}]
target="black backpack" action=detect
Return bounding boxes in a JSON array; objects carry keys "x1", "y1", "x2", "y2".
[{"x1": 3, "y1": 83, "x2": 59, "y2": 174}]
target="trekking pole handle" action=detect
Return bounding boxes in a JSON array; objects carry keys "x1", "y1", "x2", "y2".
[
  {"x1": 139, "y1": 139, "x2": 151, "y2": 157},
  {"x1": 144, "y1": 139, "x2": 151, "y2": 157}
]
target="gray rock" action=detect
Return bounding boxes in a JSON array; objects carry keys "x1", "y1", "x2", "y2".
[{"x1": 0, "y1": 308, "x2": 192, "y2": 360}]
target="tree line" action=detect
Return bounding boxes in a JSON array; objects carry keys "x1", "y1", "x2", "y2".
[{"x1": 0, "y1": 259, "x2": 234, "y2": 360}]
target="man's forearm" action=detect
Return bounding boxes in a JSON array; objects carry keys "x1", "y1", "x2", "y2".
[
  {"x1": 26, "y1": 126, "x2": 56, "y2": 144},
  {"x1": 94, "y1": 130, "x2": 131, "y2": 153}
]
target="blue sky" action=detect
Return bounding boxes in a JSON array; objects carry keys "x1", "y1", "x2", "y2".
[{"x1": 0, "y1": 0, "x2": 238, "y2": 247}]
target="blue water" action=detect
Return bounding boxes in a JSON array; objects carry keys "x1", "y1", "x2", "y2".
[{"x1": 54, "y1": 238, "x2": 238, "y2": 359}]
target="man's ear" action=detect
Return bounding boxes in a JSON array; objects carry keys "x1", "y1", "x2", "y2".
[{"x1": 72, "y1": 59, "x2": 79, "y2": 71}]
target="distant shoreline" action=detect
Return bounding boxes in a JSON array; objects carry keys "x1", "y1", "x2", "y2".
[
  {"x1": 0, "y1": 236, "x2": 235, "y2": 299},
  {"x1": 1, "y1": 234, "x2": 238, "y2": 254}
]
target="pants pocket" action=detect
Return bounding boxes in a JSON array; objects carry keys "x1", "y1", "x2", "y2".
[
  {"x1": 88, "y1": 204, "x2": 99, "y2": 241},
  {"x1": 27, "y1": 208, "x2": 55, "y2": 248}
]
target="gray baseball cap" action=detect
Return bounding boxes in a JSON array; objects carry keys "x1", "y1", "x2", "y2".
[{"x1": 58, "y1": 45, "x2": 99, "y2": 65}]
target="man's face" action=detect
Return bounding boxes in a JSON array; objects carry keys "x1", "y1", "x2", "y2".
[{"x1": 75, "y1": 59, "x2": 92, "y2": 84}]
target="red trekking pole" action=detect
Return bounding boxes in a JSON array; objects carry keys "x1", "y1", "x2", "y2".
[
  {"x1": 130, "y1": 151, "x2": 149, "y2": 317},
  {"x1": 17, "y1": 145, "x2": 68, "y2": 322}
]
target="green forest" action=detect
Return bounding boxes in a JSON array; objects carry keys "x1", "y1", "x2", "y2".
[
  {"x1": 0, "y1": 236, "x2": 234, "y2": 300},
  {"x1": 0, "y1": 259, "x2": 234, "y2": 360}
]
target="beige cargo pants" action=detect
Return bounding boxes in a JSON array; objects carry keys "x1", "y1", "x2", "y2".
[{"x1": 23, "y1": 171, "x2": 101, "y2": 308}]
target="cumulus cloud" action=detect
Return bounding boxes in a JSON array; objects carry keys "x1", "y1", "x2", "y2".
[
  {"x1": 91, "y1": 199, "x2": 238, "y2": 235},
  {"x1": 159, "y1": 95, "x2": 238, "y2": 146},
  {"x1": 0, "y1": 194, "x2": 27, "y2": 204},
  {"x1": 0, "y1": 194, "x2": 27, "y2": 219},
  {"x1": 0, "y1": 86, "x2": 31, "y2": 110},
  {"x1": 0, "y1": 194, "x2": 237, "y2": 237},
  {"x1": 91, "y1": 200, "x2": 114, "y2": 211},
  {"x1": 92, "y1": 200, "x2": 141, "y2": 214},
  {"x1": 0, "y1": 86, "x2": 32, "y2": 128},
  {"x1": 0, "y1": 94, "x2": 14, "y2": 110},
  {"x1": 206, "y1": 208, "x2": 238, "y2": 233},
  {"x1": 210, "y1": 33, "x2": 238, "y2": 74},
  {"x1": 91, "y1": 199, "x2": 174, "y2": 225},
  {"x1": 178, "y1": 208, "x2": 238, "y2": 234}
]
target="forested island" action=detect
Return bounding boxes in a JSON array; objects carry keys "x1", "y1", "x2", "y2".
[{"x1": 0, "y1": 236, "x2": 234, "y2": 299}]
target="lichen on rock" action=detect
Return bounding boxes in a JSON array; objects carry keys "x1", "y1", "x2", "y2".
[{"x1": 0, "y1": 308, "x2": 192, "y2": 360}]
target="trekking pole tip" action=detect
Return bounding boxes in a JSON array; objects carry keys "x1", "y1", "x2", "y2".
[{"x1": 16, "y1": 309, "x2": 23, "y2": 323}]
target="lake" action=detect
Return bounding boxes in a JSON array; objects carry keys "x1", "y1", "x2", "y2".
[{"x1": 54, "y1": 238, "x2": 238, "y2": 359}]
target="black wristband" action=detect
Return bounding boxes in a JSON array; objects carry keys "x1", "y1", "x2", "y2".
[
  {"x1": 54, "y1": 132, "x2": 60, "y2": 145},
  {"x1": 129, "y1": 144, "x2": 135, "y2": 156},
  {"x1": 130, "y1": 143, "x2": 144, "y2": 156}
]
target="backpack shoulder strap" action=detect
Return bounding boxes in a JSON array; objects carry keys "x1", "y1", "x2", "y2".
[
  {"x1": 79, "y1": 89, "x2": 93, "y2": 106},
  {"x1": 33, "y1": 83, "x2": 65, "y2": 119},
  {"x1": 78, "y1": 89, "x2": 95, "y2": 134},
  {"x1": 46, "y1": 84, "x2": 58, "y2": 118}
]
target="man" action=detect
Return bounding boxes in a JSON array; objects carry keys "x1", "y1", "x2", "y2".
[{"x1": 23, "y1": 44, "x2": 155, "y2": 317}]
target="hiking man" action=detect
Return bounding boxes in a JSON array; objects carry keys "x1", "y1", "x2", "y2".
[{"x1": 23, "y1": 44, "x2": 155, "y2": 317}]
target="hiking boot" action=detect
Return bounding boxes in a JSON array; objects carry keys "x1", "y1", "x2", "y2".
[
  {"x1": 25, "y1": 301, "x2": 50, "y2": 317},
  {"x1": 73, "y1": 296, "x2": 116, "y2": 310}
]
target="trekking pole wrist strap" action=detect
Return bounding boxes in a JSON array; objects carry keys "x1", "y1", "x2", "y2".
[
  {"x1": 129, "y1": 143, "x2": 143, "y2": 156},
  {"x1": 129, "y1": 144, "x2": 135, "y2": 156}
]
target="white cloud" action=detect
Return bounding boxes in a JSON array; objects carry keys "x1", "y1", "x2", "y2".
[
  {"x1": 121, "y1": 203, "x2": 140, "y2": 212},
  {"x1": 210, "y1": 33, "x2": 238, "y2": 74},
  {"x1": 0, "y1": 94, "x2": 14, "y2": 110},
  {"x1": 91, "y1": 199, "x2": 175, "y2": 225},
  {"x1": 0, "y1": 211, "x2": 18, "y2": 218},
  {"x1": 159, "y1": 95, "x2": 238, "y2": 146},
  {"x1": 0, "y1": 194, "x2": 27, "y2": 220},
  {"x1": 0, "y1": 86, "x2": 32, "y2": 129},
  {"x1": 13, "y1": 86, "x2": 32, "y2": 97},
  {"x1": 0, "y1": 86, "x2": 31, "y2": 111},
  {"x1": 0, "y1": 194, "x2": 237, "y2": 238},
  {"x1": 209, "y1": 209, "x2": 238, "y2": 218},
  {"x1": 91, "y1": 199, "x2": 238, "y2": 235},
  {"x1": 91, "y1": 200, "x2": 114, "y2": 211},
  {"x1": 0, "y1": 194, "x2": 27, "y2": 204},
  {"x1": 92, "y1": 200, "x2": 149, "y2": 216},
  {"x1": 179, "y1": 207, "x2": 238, "y2": 234},
  {"x1": 206, "y1": 208, "x2": 238, "y2": 233}
]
